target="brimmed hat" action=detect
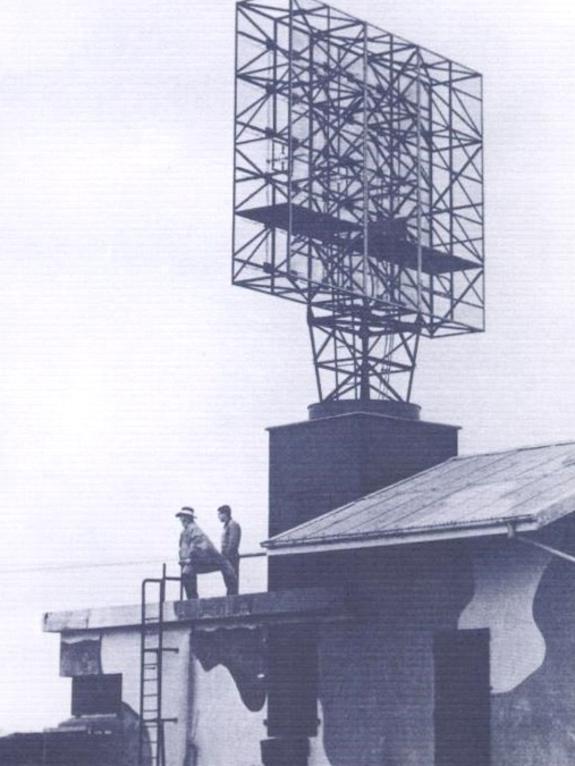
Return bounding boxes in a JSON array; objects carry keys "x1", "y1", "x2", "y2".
[{"x1": 176, "y1": 506, "x2": 195, "y2": 519}]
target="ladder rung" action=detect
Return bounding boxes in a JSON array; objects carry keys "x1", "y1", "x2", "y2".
[
  {"x1": 143, "y1": 646, "x2": 179, "y2": 654},
  {"x1": 143, "y1": 717, "x2": 178, "y2": 724}
]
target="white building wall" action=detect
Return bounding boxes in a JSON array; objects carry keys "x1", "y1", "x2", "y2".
[
  {"x1": 99, "y1": 625, "x2": 191, "y2": 766},
  {"x1": 191, "y1": 659, "x2": 263, "y2": 766}
]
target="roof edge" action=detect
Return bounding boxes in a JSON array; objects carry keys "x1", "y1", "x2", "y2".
[
  {"x1": 43, "y1": 586, "x2": 350, "y2": 633},
  {"x1": 266, "y1": 410, "x2": 461, "y2": 432},
  {"x1": 264, "y1": 517, "x2": 541, "y2": 556},
  {"x1": 454, "y1": 439, "x2": 575, "y2": 461}
]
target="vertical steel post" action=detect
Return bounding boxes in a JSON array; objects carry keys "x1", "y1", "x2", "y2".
[
  {"x1": 479, "y1": 74, "x2": 486, "y2": 331},
  {"x1": 287, "y1": 0, "x2": 294, "y2": 275},
  {"x1": 415, "y1": 51, "x2": 423, "y2": 316},
  {"x1": 307, "y1": 31, "x2": 314, "y2": 296},
  {"x1": 271, "y1": 19, "x2": 278, "y2": 292},
  {"x1": 406, "y1": 326, "x2": 421, "y2": 403},
  {"x1": 362, "y1": 21, "x2": 369, "y2": 298},
  {"x1": 231, "y1": 3, "x2": 240, "y2": 286},
  {"x1": 448, "y1": 60, "x2": 454, "y2": 320},
  {"x1": 428, "y1": 55, "x2": 435, "y2": 324},
  {"x1": 360, "y1": 21, "x2": 370, "y2": 400}
]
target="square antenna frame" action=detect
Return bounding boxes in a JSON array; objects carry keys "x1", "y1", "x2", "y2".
[{"x1": 233, "y1": 0, "x2": 484, "y2": 339}]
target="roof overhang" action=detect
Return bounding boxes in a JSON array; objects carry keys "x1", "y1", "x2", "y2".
[{"x1": 263, "y1": 516, "x2": 541, "y2": 557}]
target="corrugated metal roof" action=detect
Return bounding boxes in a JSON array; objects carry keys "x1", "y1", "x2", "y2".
[{"x1": 263, "y1": 442, "x2": 575, "y2": 555}]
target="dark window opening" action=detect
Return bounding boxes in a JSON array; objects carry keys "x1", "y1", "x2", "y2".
[
  {"x1": 71, "y1": 673, "x2": 123, "y2": 717},
  {"x1": 434, "y1": 629, "x2": 490, "y2": 766}
]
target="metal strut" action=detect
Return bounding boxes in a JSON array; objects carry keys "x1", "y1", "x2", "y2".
[{"x1": 138, "y1": 564, "x2": 180, "y2": 766}]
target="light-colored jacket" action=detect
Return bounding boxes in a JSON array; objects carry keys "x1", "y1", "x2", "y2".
[{"x1": 179, "y1": 521, "x2": 226, "y2": 575}]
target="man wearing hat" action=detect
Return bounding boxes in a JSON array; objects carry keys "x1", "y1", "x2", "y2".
[{"x1": 176, "y1": 507, "x2": 237, "y2": 599}]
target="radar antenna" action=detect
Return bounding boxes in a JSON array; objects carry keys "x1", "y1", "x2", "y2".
[{"x1": 233, "y1": 0, "x2": 484, "y2": 403}]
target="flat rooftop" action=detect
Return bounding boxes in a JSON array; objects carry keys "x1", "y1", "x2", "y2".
[{"x1": 43, "y1": 587, "x2": 349, "y2": 634}]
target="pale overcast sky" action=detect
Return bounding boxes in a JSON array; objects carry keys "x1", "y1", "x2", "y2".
[{"x1": 0, "y1": 0, "x2": 574, "y2": 733}]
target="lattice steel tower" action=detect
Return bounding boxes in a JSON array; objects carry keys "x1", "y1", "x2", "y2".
[{"x1": 232, "y1": 0, "x2": 484, "y2": 404}]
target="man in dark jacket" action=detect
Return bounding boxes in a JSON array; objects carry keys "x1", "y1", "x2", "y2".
[{"x1": 218, "y1": 505, "x2": 242, "y2": 595}]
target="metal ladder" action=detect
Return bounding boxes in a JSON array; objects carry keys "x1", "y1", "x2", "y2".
[{"x1": 138, "y1": 565, "x2": 181, "y2": 766}]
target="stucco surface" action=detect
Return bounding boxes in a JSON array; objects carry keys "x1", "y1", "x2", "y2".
[
  {"x1": 100, "y1": 626, "x2": 191, "y2": 766},
  {"x1": 307, "y1": 703, "x2": 333, "y2": 766},
  {"x1": 315, "y1": 547, "x2": 473, "y2": 766},
  {"x1": 459, "y1": 542, "x2": 551, "y2": 693},
  {"x1": 492, "y1": 556, "x2": 575, "y2": 765},
  {"x1": 191, "y1": 660, "x2": 263, "y2": 766},
  {"x1": 191, "y1": 626, "x2": 266, "y2": 712}
]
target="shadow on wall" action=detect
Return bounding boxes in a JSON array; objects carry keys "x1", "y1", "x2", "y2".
[
  {"x1": 493, "y1": 557, "x2": 575, "y2": 766},
  {"x1": 317, "y1": 546, "x2": 474, "y2": 766},
  {"x1": 190, "y1": 627, "x2": 266, "y2": 712}
]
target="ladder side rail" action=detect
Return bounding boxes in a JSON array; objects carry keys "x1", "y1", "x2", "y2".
[
  {"x1": 138, "y1": 577, "x2": 149, "y2": 766},
  {"x1": 139, "y1": 576, "x2": 163, "y2": 766},
  {"x1": 156, "y1": 565, "x2": 167, "y2": 766}
]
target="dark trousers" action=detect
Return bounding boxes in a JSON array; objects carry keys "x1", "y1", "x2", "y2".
[
  {"x1": 223, "y1": 555, "x2": 240, "y2": 595},
  {"x1": 181, "y1": 571, "x2": 198, "y2": 599},
  {"x1": 181, "y1": 562, "x2": 238, "y2": 599}
]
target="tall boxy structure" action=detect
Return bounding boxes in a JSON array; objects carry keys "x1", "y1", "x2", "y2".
[
  {"x1": 232, "y1": 0, "x2": 483, "y2": 573},
  {"x1": 232, "y1": 4, "x2": 484, "y2": 763}
]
